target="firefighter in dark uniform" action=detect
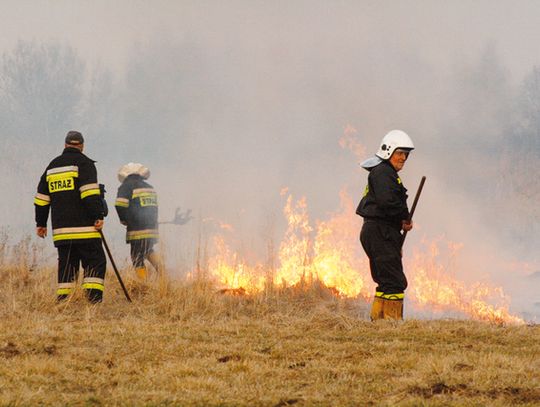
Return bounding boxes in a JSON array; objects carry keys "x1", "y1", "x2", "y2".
[
  {"x1": 34, "y1": 131, "x2": 106, "y2": 303},
  {"x1": 357, "y1": 130, "x2": 414, "y2": 320},
  {"x1": 114, "y1": 163, "x2": 159, "y2": 280}
]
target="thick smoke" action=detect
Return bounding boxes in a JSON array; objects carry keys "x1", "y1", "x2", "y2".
[{"x1": 0, "y1": 1, "x2": 539, "y2": 318}]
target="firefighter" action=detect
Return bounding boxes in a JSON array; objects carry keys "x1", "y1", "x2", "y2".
[
  {"x1": 34, "y1": 131, "x2": 107, "y2": 303},
  {"x1": 356, "y1": 130, "x2": 414, "y2": 320},
  {"x1": 114, "y1": 163, "x2": 159, "y2": 280}
]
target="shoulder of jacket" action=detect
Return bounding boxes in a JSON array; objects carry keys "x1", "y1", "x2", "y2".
[
  {"x1": 79, "y1": 153, "x2": 96, "y2": 164},
  {"x1": 371, "y1": 162, "x2": 393, "y2": 175}
]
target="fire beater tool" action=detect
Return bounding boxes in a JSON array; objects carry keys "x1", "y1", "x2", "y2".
[
  {"x1": 401, "y1": 176, "x2": 426, "y2": 247},
  {"x1": 99, "y1": 230, "x2": 132, "y2": 302},
  {"x1": 159, "y1": 207, "x2": 194, "y2": 225}
]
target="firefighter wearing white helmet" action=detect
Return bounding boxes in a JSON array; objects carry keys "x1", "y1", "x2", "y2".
[
  {"x1": 114, "y1": 163, "x2": 160, "y2": 280},
  {"x1": 356, "y1": 130, "x2": 414, "y2": 320}
]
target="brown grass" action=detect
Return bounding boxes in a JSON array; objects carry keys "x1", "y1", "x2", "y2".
[{"x1": 0, "y1": 238, "x2": 539, "y2": 406}]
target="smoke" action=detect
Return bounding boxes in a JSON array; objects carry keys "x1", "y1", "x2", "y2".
[{"x1": 0, "y1": 1, "x2": 539, "y2": 318}]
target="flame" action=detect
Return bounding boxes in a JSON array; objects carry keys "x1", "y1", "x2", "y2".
[
  {"x1": 339, "y1": 124, "x2": 366, "y2": 160},
  {"x1": 199, "y1": 190, "x2": 523, "y2": 324},
  {"x1": 207, "y1": 236, "x2": 265, "y2": 294},
  {"x1": 406, "y1": 240, "x2": 524, "y2": 324}
]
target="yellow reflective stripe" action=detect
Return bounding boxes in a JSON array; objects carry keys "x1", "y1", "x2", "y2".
[
  {"x1": 382, "y1": 293, "x2": 404, "y2": 300},
  {"x1": 397, "y1": 177, "x2": 402, "y2": 184},
  {"x1": 81, "y1": 188, "x2": 101, "y2": 199},
  {"x1": 34, "y1": 197, "x2": 50, "y2": 206},
  {"x1": 82, "y1": 283, "x2": 104, "y2": 291},
  {"x1": 132, "y1": 188, "x2": 154, "y2": 195},
  {"x1": 127, "y1": 229, "x2": 159, "y2": 240},
  {"x1": 53, "y1": 232, "x2": 101, "y2": 241},
  {"x1": 46, "y1": 171, "x2": 79, "y2": 182},
  {"x1": 57, "y1": 288, "x2": 73, "y2": 295},
  {"x1": 115, "y1": 198, "x2": 129, "y2": 208},
  {"x1": 375, "y1": 291, "x2": 384, "y2": 298},
  {"x1": 132, "y1": 192, "x2": 156, "y2": 198},
  {"x1": 127, "y1": 233, "x2": 159, "y2": 241}
]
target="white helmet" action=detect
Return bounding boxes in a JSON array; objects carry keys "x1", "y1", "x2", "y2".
[
  {"x1": 376, "y1": 130, "x2": 414, "y2": 160},
  {"x1": 360, "y1": 130, "x2": 414, "y2": 169},
  {"x1": 118, "y1": 162, "x2": 150, "y2": 182}
]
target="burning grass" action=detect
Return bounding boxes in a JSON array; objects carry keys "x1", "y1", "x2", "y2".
[{"x1": 0, "y1": 243, "x2": 539, "y2": 406}]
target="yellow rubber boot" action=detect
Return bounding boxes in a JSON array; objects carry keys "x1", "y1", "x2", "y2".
[
  {"x1": 370, "y1": 295, "x2": 385, "y2": 321},
  {"x1": 135, "y1": 266, "x2": 147, "y2": 280},
  {"x1": 383, "y1": 298, "x2": 404, "y2": 320}
]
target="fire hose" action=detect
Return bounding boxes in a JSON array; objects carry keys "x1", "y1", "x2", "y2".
[{"x1": 401, "y1": 176, "x2": 426, "y2": 247}]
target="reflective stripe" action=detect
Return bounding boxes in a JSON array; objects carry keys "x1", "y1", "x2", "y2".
[
  {"x1": 115, "y1": 198, "x2": 129, "y2": 208},
  {"x1": 57, "y1": 282, "x2": 75, "y2": 295},
  {"x1": 132, "y1": 188, "x2": 154, "y2": 197},
  {"x1": 54, "y1": 226, "x2": 99, "y2": 234},
  {"x1": 46, "y1": 165, "x2": 78, "y2": 175},
  {"x1": 83, "y1": 277, "x2": 105, "y2": 285},
  {"x1": 133, "y1": 192, "x2": 156, "y2": 198},
  {"x1": 127, "y1": 233, "x2": 159, "y2": 241},
  {"x1": 34, "y1": 197, "x2": 50, "y2": 206},
  {"x1": 80, "y1": 183, "x2": 100, "y2": 199},
  {"x1": 82, "y1": 283, "x2": 104, "y2": 291},
  {"x1": 54, "y1": 232, "x2": 101, "y2": 242},
  {"x1": 35, "y1": 193, "x2": 51, "y2": 202},
  {"x1": 80, "y1": 183, "x2": 99, "y2": 192},
  {"x1": 46, "y1": 171, "x2": 79, "y2": 182},
  {"x1": 53, "y1": 226, "x2": 101, "y2": 242},
  {"x1": 375, "y1": 291, "x2": 384, "y2": 298},
  {"x1": 81, "y1": 188, "x2": 101, "y2": 199},
  {"x1": 397, "y1": 177, "x2": 402, "y2": 185},
  {"x1": 127, "y1": 229, "x2": 159, "y2": 241},
  {"x1": 382, "y1": 293, "x2": 404, "y2": 300}
]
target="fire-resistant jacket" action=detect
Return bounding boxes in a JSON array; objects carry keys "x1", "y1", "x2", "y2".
[
  {"x1": 114, "y1": 174, "x2": 159, "y2": 243},
  {"x1": 356, "y1": 160, "x2": 409, "y2": 230},
  {"x1": 34, "y1": 147, "x2": 104, "y2": 247}
]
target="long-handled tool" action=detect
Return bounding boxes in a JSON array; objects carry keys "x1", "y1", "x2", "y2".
[
  {"x1": 159, "y1": 207, "x2": 194, "y2": 225},
  {"x1": 99, "y1": 230, "x2": 132, "y2": 302},
  {"x1": 402, "y1": 176, "x2": 426, "y2": 246}
]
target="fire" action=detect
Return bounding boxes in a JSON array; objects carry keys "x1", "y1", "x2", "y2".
[
  {"x1": 207, "y1": 236, "x2": 265, "y2": 294},
  {"x1": 199, "y1": 190, "x2": 524, "y2": 324},
  {"x1": 406, "y1": 240, "x2": 524, "y2": 324},
  {"x1": 339, "y1": 124, "x2": 366, "y2": 161}
]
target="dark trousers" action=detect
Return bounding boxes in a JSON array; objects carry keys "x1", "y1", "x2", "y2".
[
  {"x1": 130, "y1": 239, "x2": 155, "y2": 268},
  {"x1": 360, "y1": 220, "x2": 407, "y2": 295},
  {"x1": 57, "y1": 241, "x2": 106, "y2": 302}
]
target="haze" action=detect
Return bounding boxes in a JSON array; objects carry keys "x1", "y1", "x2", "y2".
[{"x1": 1, "y1": 0, "x2": 539, "y2": 319}]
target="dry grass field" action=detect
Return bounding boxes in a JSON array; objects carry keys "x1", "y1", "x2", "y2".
[{"x1": 1, "y1": 239, "x2": 539, "y2": 406}]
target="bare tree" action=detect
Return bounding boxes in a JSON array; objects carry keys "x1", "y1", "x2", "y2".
[{"x1": 0, "y1": 40, "x2": 85, "y2": 144}]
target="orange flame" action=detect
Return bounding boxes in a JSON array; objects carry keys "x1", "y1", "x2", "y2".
[
  {"x1": 406, "y1": 239, "x2": 524, "y2": 324},
  {"x1": 339, "y1": 124, "x2": 366, "y2": 161},
  {"x1": 200, "y1": 190, "x2": 523, "y2": 324}
]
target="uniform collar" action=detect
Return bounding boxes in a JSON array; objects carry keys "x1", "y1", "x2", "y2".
[{"x1": 63, "y1": 147, "x2": 83, "y2": 154}]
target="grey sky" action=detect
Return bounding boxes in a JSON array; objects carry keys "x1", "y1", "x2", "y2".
[{"x1": 1, "y1": 1, "x2": 540, "y2": 78}]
